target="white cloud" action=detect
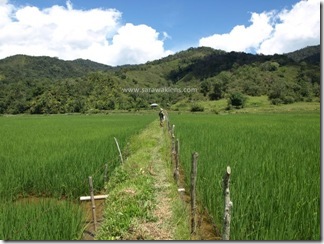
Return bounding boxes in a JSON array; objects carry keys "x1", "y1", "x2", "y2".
[
  {"x1": 107, "y1": 23, "x2": 173, "y2": 65},
  {"x1": 199, "y1": 0, "x2": 320, "y2": 54},
  {"x1": 199, "y1": 12, "x2": 274, "y2": 53},
  {"x1": 0, "y1": 0, "x2": 173, "y2": 66},
  {"x1": 258, "y1": 0, "x2": 320, "y2": 54}
]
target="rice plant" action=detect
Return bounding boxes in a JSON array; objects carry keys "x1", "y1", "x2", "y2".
[
  {"x1": 0, "y1": 113, "x2": 155, "y2": 240},
  {"x1": 170, "y1": 112, "x2": 320, "y2": 240},
  {"x1": 0, "y1": 198, "x2": 85, "y2": 240}
]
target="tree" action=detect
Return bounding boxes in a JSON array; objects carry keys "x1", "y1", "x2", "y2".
[
  {"x1": 209, "y1": 81, "x2": 224, "y2": 100},
  {"x1": 228, "y1": 92, "x2": 247, "y2": 109},
  {"x1": 200, "y1": 80, "x2": 212, "y2": 96}
]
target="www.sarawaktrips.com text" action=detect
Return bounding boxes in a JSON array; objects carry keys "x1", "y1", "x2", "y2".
[{"x1": 121, "y1": 87, "x2": 198, "y2": 93}]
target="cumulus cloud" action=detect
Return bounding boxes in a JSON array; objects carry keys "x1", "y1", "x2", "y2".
[
  {"x1": 199, "y1": 0, "x2": 320, "y2": 54},
  {"x1": 199, "y1": 12, "x2": 274, "y2": 53},
  {"x1": 106, "y1": 23, "x2": 173, "y2": 65},
  {"x1": 258, "y1": 0, "x2": 320, "y2": 54},
  {"x1": 0, "y1": 0, "x2": 172, "y2": 65}
]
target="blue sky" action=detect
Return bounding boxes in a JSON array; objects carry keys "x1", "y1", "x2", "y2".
[{"x1": 1, "y1": 0, "x2": 321, "y2": 65}]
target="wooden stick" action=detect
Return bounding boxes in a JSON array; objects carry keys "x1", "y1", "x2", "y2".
[
  {"x1": 174, "y1": 139, "x2": 180, "y2": 184},
  {"x1": 80, "y1": 195, "x2": 108, "y2": 201},
  {"x1": 88, "y1": 176, "x2": 97, "y2": 232},
  {"x1": 114, "y1": 137, "x2": 124, "y2": 164},
  {"x1": 190, "y1": 152, "x2": 198, "y2": 234},
  {"x1": 222, "y1": 166, "x2": 232, "y2": 240}
]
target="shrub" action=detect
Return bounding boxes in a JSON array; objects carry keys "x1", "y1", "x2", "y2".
[
  {"x1": 270, "y1": 98, "x2": 283, "y2": 105},
  {"x1": 190, "y1": 104, "x2": 204, "y2": 112},
  {"x1": 282, "y1": 96, "x2": 295, "y2": 104},
  {"x1": 228, "y1": 92, "x2": 247, "y2": 109}
]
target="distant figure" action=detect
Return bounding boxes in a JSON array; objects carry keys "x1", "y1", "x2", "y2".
[{"x1": 159, "y1": 108, "x2": 165, "y2": 127}]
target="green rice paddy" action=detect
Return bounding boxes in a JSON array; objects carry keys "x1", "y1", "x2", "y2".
[
  {"x1": 169, "y1": 111, "x2": 320, "y2": 240},
  {"x1": 0, "y1": 113, "x2": 155, "y2": 240}
]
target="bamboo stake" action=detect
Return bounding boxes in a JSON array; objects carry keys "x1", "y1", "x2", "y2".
[
  {"x1": 114, "y1": 137, "x2": 124, "y2": 164},
  {"x1": 222, "y1": 166, "x2": 232, "y2": 240},
  {"x1": 88, "y1": 176, "x2": 97, "y2": 232},
  {"x1": 190, "y1": 152, "x2": 199, "y2": 234},
  {"x1": 171, "y1": 133, "x2": 176, "y2": 164},
  {"x1": 174, "y1": 139, "x2": 180, "y2": 184}
]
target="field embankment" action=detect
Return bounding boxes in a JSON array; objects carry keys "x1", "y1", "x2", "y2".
[{"x1": 95, "y1": 120, "x2": 192, "y2": 240}]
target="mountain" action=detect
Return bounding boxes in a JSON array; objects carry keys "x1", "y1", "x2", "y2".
[
  {"x1": 0, "y1": 45, "x2": 320, "y2": 114},
  {"x1": 285, "y1": 45, "x2": 320, "y2": 64},
  {"x1": 0, "y1": 54, "x2": 112, "y2": 83}
]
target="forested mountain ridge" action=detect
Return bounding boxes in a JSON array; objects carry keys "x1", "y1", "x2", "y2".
[
  {"x1": 0, "y1": 54, "x2": 112, "y2": 82},
  {"x1": 0, "y1": 45, "x2": 320, "y2": 114},
  {"x1": 285, "y1": 45, "x2": 320, "y2": 64}
]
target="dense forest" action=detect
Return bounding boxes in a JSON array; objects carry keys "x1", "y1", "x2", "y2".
[{"x1": 0, "y1": 45, "x2": 320, "y2": 114}]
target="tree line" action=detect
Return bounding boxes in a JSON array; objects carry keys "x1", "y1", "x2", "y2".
[{"x1": 0, "y1": 45, "x2": 320, "y2": 114}]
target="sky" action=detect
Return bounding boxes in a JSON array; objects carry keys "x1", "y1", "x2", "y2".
[{"x1": 0, "y1": 0, "x2": 321, "y2": 66}]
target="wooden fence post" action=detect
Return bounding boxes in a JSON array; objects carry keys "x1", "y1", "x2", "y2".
[
  {"x1": 191, "y1": 152, "x2": 199, "y2": 234},
  {"x1": 114, "y1": 137, "x2": 124, "y2": 164},
  {"x1": 171, "y1": 127, "x2": 176, "y2": 164},
  {"x1": 88, "y1": 176, "x2": 97, "y2": 232},
  {"x1": 174, "y1": 139, "x2": 180, "y2": 184},
  {"x1": 171, "y1": 124, "x2": 175, "y2": 138},
  {"x1": 222, "y1": 166, "x2": 232, "y2": 240}
]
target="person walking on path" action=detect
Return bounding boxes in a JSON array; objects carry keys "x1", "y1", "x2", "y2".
[{"x1": 159, "y1": 108, "x2": 165, "y2": 127}]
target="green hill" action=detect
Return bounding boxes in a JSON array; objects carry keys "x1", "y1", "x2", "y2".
[{"x1": 0, "y1": 45, "x2": 320, "y2": 114}]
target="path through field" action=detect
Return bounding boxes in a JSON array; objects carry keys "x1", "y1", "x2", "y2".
[
  {"x1": 125, "y1": 121, "x2": 175, "y2": 239},
  {"x1": 95, "y1": 119, "x2": 220, "y2": 240}
]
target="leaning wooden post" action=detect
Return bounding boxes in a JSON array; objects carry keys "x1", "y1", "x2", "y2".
[
  {"x1": 89, "y1": 176, "x2": 97, "y2": 232},
  {"x1": 222, "y1": 166, "x2": 232, "y2": 240},
  {"x1": 190, "y1": 152, "x2": 199, "y2": 234},
  {"x1": 114, "y1": 137, "x2": 124, "y2": 164},
  {"x1": 173, "y1": 139, "x2": 180, "y2": 184}
]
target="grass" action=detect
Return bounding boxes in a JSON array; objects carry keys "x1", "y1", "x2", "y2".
[
  {"x1": 0, "y1": 113, "x2": 155, "y2": 240},
  {"x1": 96, "y1": 120, "x2": 190, "y2": 240},
  {"x1": 0, "y1": 198, "x2": 85, "y2": 240},
  {"x1": 0, "y1": 113, "x2": 155, "y2": 200},
  {"x1": 169, "y1": 111, "x2": 320, "y2": 240},
  {"x1": 170, "y1": 95, "x2": 320, "y2": 114}
]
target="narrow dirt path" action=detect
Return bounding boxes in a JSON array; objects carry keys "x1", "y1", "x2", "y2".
[
  {"x1": 125, "y1": 123, "x2": 175, "y2": 240},
  {"x1": 95, "y1": 119, "x2": 219, "y2": 240},
  {"x1": 95, "y1": 120, "x2": 189, "y2": 240}
]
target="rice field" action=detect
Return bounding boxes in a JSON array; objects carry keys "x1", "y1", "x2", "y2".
[
  {"x1": 0, "y1": 113, "x2": 155, "y2": 240},
  {"x1": 170, "y1": 111, "x2": 320, "y2": 240}
]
